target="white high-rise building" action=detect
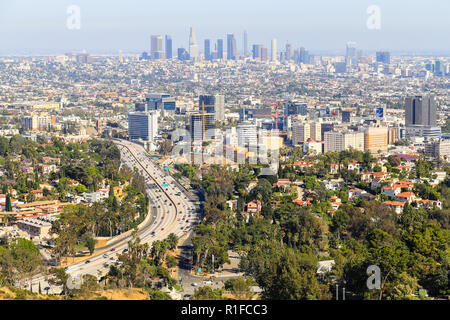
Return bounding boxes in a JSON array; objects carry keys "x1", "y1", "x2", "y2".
[
  {"x1": 237, "y1": 122, "x2": 257, "y2": 147},
  {"x1": 271, "y1": 38, "x2": 277, "y2": 62},
  {"x1": 324, "y1": 131, "x2": 364, "y2": 153},
  {"x1": 310, "y1": 122, "x2": 322, "y2": 141},
  {"x1": 214, "y1": 94, "x2": 225, "y2": 121},
  {"x1": 189, "y1": 27, "x2": 199, "y2": 61},
  {"x1": 128, "y1": 111, "x2": 159, "y2": 141}
]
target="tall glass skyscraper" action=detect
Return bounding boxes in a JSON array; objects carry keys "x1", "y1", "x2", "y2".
[
  {"x1": 189, "y1": 27, "x2": 198, "y2": 60},
  {"x1": 227, "y1": 34, "x2": 237, "y2": 60},
  {"x1": 253, "y1": 44, "x2": 262, "y2": 59},
  {"x1": 151, "y1": 35, "x2": 163, "y2": 59},
  {"x1": 204, "y1": 39, "x2": 211, "y2": 61},
  {"x1": 346, "y1": 41, "x2": 357, "y2": 66},
  {"x1": 405, "y1": 95, "x2": 437, "y2": 127},
  {"x1": 285, "y1": 43, "x2": 292, "y2": 61},
  {"x1": 165, "y1": 35, "x2": 172, "y2": 59},
  {"x1": 376, "y1": 51, "x2": 390, "y2": 64},
  {"x1": 217, "y1": 39, "x2": 224, "y2": 59}
]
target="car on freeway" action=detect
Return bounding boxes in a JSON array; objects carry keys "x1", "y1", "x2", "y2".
[
  {"x1": 85, "y1": 260, "x2": 91, "y2": 264},
  {"x1": 103, "y1": 253, "x2": 108, "y2": 258}
]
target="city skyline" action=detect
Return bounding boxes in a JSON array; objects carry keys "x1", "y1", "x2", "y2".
[{"x1": 0, "y1": 0, "x2": 450, "y2": 55}]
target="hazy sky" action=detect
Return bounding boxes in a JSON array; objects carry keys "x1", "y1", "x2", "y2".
[{"x1": 0, "y1": 0, "x2": 449, "y2": 54}]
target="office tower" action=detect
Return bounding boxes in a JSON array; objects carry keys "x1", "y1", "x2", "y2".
[
  {"x1": 128, "y1": 111, "x2": 159, "y2": 141},
  {"x1": 292, "y1": 49, "x2": 299, "y2": 63},
  {"x1": 388, "y1": 126, "x2": 400, "y2": 145},
  {"x1": 345, "y1": 41, "x2": 357, "y2": 66},
  {"x1": 310, "y1": 122, "x2": 322, "y2": 141},
  {"x1": 190, "y1": 113, "x2": 215, "y2": 141},
  {"x1": 260, "y1": 47, "x2": 268, "y2": 61},
  {"x1": 22, "y1": 116, "x2": 52, "y2": 131},
  {"x1": 243, "y1": 30, "x2": 248, "y2": 56},
  {"x1": 292, "y1": 122, "x2": 311, "y2": 146},
  {"x1": 285, "y1": 43, "x2": 292, "y2": 61},
  {"x1": 434, "y1": 60, "x2": 444, "y2": 76},
  {"x1": 285, "y1": 102, "x2": 308, "y2": 116},
  {"x1": 177, "y1": 48, "x2": 190, "y2": 61},
  {"x1": 75, "y1": 53, "x2": 92, "y2": 63},
  {"x1": 237, "y1": 122, "x2": 257, "y2": 147},
  {"x1": 140, "y1": 52, "x2": 150, "y2": 60},
  {"x1": 405, "y1": 95, "x2": 437, "y2": 126},
  {"x1": 135, "y1": 103, "x2": 147, "y2": 112},
  {"x1": 292, "y1": 122, "x2": 321, "y2": 146},
  {"x1": 424, "y1": 138, "x2": 450, "y2": 159},
  {"x1": 321, "y1": 123, "x2": 334, "y2": 141},
  {"x1": 227, "y1": 34, "x2": 237, "y2": 60},
  {"x1": 303, "y1": 50, "x2": 311, "y2": 64},
  {"x1": 22, "y1": 116, "x2": 39, "y2": 131},
  {"x1": 299, "y1": 47, "x2": 306, "y2": 63},
  {"x1": 406, "y1": 126, "x2": 441, "y2": 140},
  {"x1": 324, "y1": 131, "x2": 364, "y2": 153},
  {"x1": 334, "y1": 62, "x2": 347, "y2": 73},
  {"x1": 342, "y1": 110, "x2": 351, "y2": 123},
  {"x1": 364, "y1": 126, "x2": 388, "y2": 154},
  {"x1": 189, "y1": 27, "x2": 199, "y2": 60},
  {"x1": 199, "y1": 95, "x2": 225, "y2": 121},
  {"x1": 376, "y1": 51, "x2": 390, "y2": 64},
  {"x1": 199, "y1": 95, "x2": 215, "y2": 114},
  {"x1": 217, "y1": 39, "x2": 224, "y2": 59},
  {"x1": 204, "y1": 39, "x2": 211, "y2": 61},
  {"x1": 214, "y1": 95, "x2": 225, "y2": 122},
  {"x1": 271, "y1": 38, "x2": 277, "y2": 62},
  {"x1": 165, "y1": 35, "x2": 173, "y2": 59},
  {"x1": 252, "y1": 45, "x2": 262, "y2": 59},
  {"x1": 151, "y1": 35, "x2": 164, "y2": 59}
]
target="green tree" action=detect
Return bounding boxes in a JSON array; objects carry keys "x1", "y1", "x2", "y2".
[{"x1": 5, "y1": 194, "x2": 12, "y2": 212}]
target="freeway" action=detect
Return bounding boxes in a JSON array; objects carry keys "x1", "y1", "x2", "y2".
[{"x1": 28, "y1": 139, "x2": 200, "y2": 294}]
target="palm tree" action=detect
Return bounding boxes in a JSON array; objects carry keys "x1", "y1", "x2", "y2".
[{"x1": 166, "y1": 233, "x2": 179, "y2": 251}]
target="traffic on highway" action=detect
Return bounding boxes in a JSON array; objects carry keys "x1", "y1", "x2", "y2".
[{"x1": 29, "y1": 139, "x2": 200, "y2": 293}]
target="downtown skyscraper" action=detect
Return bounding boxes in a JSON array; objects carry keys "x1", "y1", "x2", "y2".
[
  {"x1": 346, "y1": 41, "x2": 357, "y2": 66},
  {"x1": 151, "y1": 35, "x2": 164, "y2": 59},
  {"x1": 285, "y1": 43, "x2": 292, "y2": 61},
  {"x1": 227, "y1": 34, "x2": 237, "y2": 60},
  {"x1": 271, "y1": 38, "x2": 277, "y2": 62},
  {"x1": 204, "y1": 39, "x2": 211, "y2": 61},
  {"x1": 165, "y1": 35, "x2": 172, "y2": 59},
  {"x1": 217, "y1": 39, "x2": 224, "y2": 59},
  {"x1": 376, "y1": 51, "x2": 390, "y2": 64},
  {"x1": 243, "y1": 30, "x2": 248, "y2": 57},
  {"x1": 189, "y1": 27, "x2": 199, "y2": 61}
]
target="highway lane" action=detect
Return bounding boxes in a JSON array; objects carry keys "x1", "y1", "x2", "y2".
[{"x1": 28, "y1": 139, "x2": 199, "y2": 294}]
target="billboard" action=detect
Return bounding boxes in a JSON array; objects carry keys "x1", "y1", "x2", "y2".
[{"x1": 376, "y1": 107, "x2": 384, "y2": 119}]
